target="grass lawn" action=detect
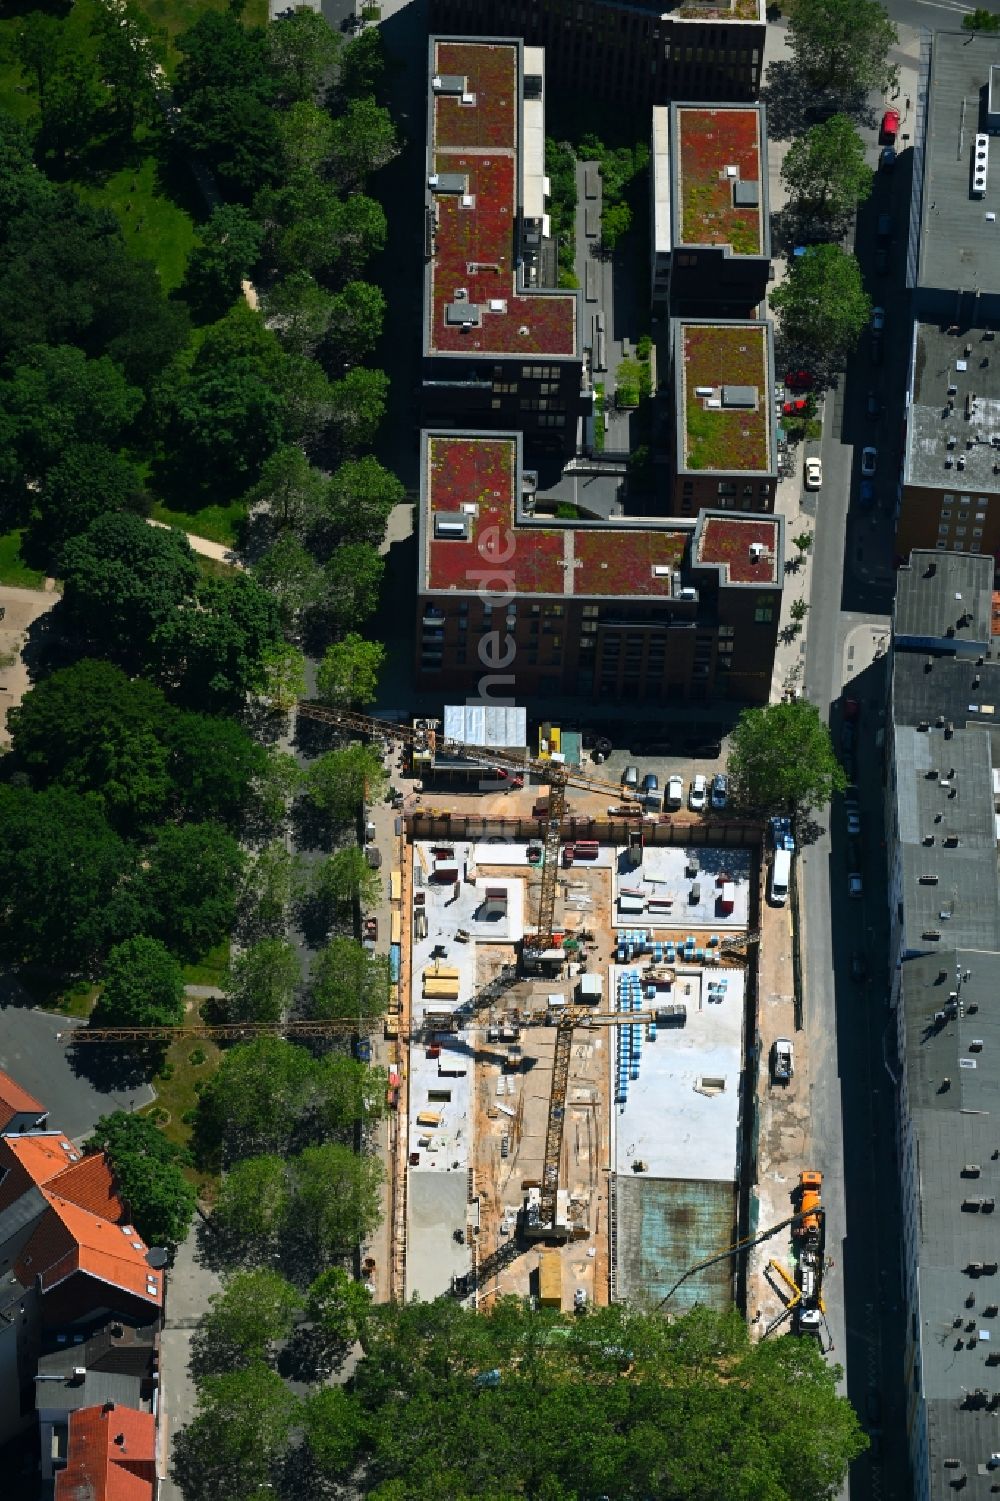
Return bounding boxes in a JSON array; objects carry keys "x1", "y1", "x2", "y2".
[
  {"x1": 0, "y1": 529, "x2": 49, "y2": 590},
  {"x1": 76, "y1": 152, "x2": 197, "y2": 293},
  {"x1": 182, "y1": 938, "x2": 230, "y2": 988},
  {"x1": 140, "y1": 997, "x2": 221, "y2": 1199},
  {"x1": 152, "y1": 498, "x2": 245, "y2": 549}
]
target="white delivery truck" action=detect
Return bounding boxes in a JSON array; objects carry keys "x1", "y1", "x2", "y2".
[{"x1": 769, "y1": 847, "x2": 791, "y2": 906}]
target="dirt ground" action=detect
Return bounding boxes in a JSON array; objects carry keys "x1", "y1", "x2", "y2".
[
  {"x1": 746, "y1": 885, "x2": 812, "y2": 1333},
  {"x1": 0, "y1": 584, "x2": 59, "y2": 747}
]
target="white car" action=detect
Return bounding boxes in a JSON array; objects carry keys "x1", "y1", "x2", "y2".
[
  {"x1": 772, "y1": 1038, "x2": 794, "y2": 1083},
  {"x1": 848, "y1": 872, "x2": 864, "y2": 899},
  {"x1": 804, "y1": 456, "x2": 822, "y2": 490},
  {"x1": 871, "y1": 306, "x2": 886, "y2": 332},
  {"x1": 688, "y1": 774, "x2": 707, "y2": 812},
  {"x1": 666, "y1": 775, "x2": 683, "y2": 810},
  {"x1": 861, "y1": 446, "x2": 878, "y2": 478},
  {"x1": 846, "y1": 809, "x2": 861, "y2": 837}
]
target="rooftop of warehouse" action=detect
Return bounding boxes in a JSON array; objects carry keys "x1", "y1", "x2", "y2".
[
  {"x1": 675, "y1": 320, "x2": 774, "y2": 474},
  {"x1": 673, "y1": 105, "x2": 766, "y2": 256},
  {"x1": 891, "y1": 652, "x2": 1000, "y2": 740},
  {"x1": 421, "y1": 432, "x2": 691, "y2": 598},
  {"x1": 426, "y1": 38, "x2": 577, "y2": 360}
]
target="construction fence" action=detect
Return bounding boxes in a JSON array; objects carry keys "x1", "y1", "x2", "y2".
[{"x1": 405, "y1": 812, "x2": 763, "y2": 848}]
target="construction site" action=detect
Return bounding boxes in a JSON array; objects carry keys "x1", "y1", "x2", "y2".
[{"x1": 321, "y1": 704, "x2": 828, "y2": 1343}]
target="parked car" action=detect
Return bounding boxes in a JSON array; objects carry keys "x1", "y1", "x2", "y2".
[
  {"x1": 871, "y1": 306, "x2": 886, "y2": 332},
  {"x1": 783, "y1": 397, "x2": 809, "y2": 415},
  {"x1": 622, "y1": 765, "x2": 639, "y2": 789},
  {"x1": 859, "y1": 479, "x2": 876, "y2": 508},
  {"x1": 870, "y1": 331, "x2": 884, "y2": 366},
  {"x1": 804, "y1": 455, "x2": 823, "y2": 490},
  {"x1": 641, "y1": 772, "x2": 659, "y2": 795},
  {"x1": 848, "y1": 871, "x2": 864, "y2": 899},
  {"x1": 861, "y1": 445, "x2": 878, "y2": 477},
  {"x1": 880, "y1": 145, "x2": 896, "y2": 170},
  {"x1": 689, "y1": 774, "x2": 707, "y2": 812},
  {"x1": 841, "y1": 721, "x2": 856, "y2": 754},
  {"x1": 874, "y1": 246, "x2": 889, "y2": 275},
  {"x1": 786, "y1": 368, "x2": 814, "y2": 390},
  {"x1": 880, "y1": 108, "x2": 900, "y2": 143},
  {"x1": 846, "y1": 807, "x2": 861, "y2": 836},
  {"x1": 866, "y1": 391, "x2": 881, "y2": 420},
  {"x1": 772, "y1": 1038, "x2": 795, "y2": 1083},
  {"x1": 842, "y1": 696, "x2": 861, "y2": 721},
  {"x1": 850, "y1": 951, "x2": 868, "y2": 982},
  {"x1": 710, "y1": 773, "x2": 728, "y2": 809},
  {"x1": 666, "y1": 774, "x2": 683, "y2": 810},
  {"x1": 876, "y1": 212, "x2": 892, "y2": 244}
]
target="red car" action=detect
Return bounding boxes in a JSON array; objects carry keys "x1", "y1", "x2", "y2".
[
  {"x1": 785, "y1": 369, "x2": 813, "y2": 390},
  {"x1": 880, "y1": 108, "x2": 900, "y2": 143},
  {"x1": 782, "y1": 398, "x2": 808, "y2": 415}
]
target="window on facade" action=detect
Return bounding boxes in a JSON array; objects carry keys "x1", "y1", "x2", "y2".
[
  {"x1": 971, "y1": 542, "x2": 981, "y2": 552},
  {"x1": 938, "y1": 524, "x2": 950, "y2": 536},
  {"x1": 973, "y1": 527, "x2": 983, "y2": 538},
  {"x1": 955, "y1": 527, "x2": 967, "y2": 538},
  {"x1": 754, "y1": 606, "x2": 773, "y2": 623}
]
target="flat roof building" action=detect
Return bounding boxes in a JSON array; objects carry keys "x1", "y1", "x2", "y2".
[
  {"x1": 893, "y1": 550, "x2": 994, "y2": 657},
  {"x1": 909, "y1": 30, "x2": 1000, "y2": 323},
  {"x1": 897, "y1": 321, "x2": 1000, "y2": 561},
  {"x1": 423, "y1": 38, "x2": 586, "y2": 455},
  {"x1": 670, "y1": 318, "x2": 777, "y2": 514},
  {"x1": 896, "y1": 950, "x2": 1000, "y2": 1501},
  {"x1": 418, "y1": 429, "x2": 782, "y2": 702},
  {"x1": 651, "y1": 104, "x2": 770, "y2": 315},
  {"x1": 428, "y1": 0, "x2": 766, "y2": 109}
]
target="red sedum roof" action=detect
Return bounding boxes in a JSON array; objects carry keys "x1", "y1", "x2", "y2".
[
  {"x1": 425, "y1": 435, "x2": 689, "y2": 598},
  {"x1": 699, "y1": 516, "x2": 780, "y2": 582},
  {"x1": 677, "y1": 107, "x2": 763, "y2": 254},
  {"x1": 429, "y1": 41, "x2": 576, "y2": 358}
]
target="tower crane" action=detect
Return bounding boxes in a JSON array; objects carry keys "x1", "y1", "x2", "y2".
[
  {"x1": 69, "y1": 1018, "x2": 364, "y2": 1044},
  {"x1": 295, "y1": 700, "x2": 642, "y2": 956}
]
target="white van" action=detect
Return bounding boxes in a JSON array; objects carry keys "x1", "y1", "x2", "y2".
[{"x1": 769, "y1": 847, "x2": 791, "y2": 906}]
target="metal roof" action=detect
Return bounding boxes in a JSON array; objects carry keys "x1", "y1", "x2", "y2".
[
  {"x1": 903, "y1": 322, "x2": 1000, "y2": 494},
  {"x1": 442, "y1": 705, "x2": 527, "y2": 750},
  {"x1": 891, "y1": 653, "x2": 1000, "y2": 736}
]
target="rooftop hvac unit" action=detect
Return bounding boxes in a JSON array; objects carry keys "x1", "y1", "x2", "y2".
[
  {"x1": 749, "y1": 542, "x2": 765, "y2": 561},
  {"x1": 973, "y1": 134, "x2": 990, "y2": 199}
]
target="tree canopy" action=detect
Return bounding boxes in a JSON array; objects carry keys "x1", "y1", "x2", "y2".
[
  {"x1": 309, "y1": 1300, "x2": 866, "y2": 1500},
  {"x1": 0, "y1": 786, "x2": 127, "y2": 968},
  {"x1": 316, "y1": 633, "x2": 384, "y2": 707},
  {"x1": 220, "y1": 939, "x2": 300, "y2": 1024},
  {"x1": 727, "y1": 699, "x2": 846, "y2": 815},
  {"x1": 171, "y1": 1363, "x2": 298, "y2": 1501},
  {"x1": 86, "y1": 1111, "x2": 196, "y2": 1251},
  {"x1": 92, "y1": 936, "x2": 185, "y2": 1029},
  {"x1": 193, "y1": 1270, "x2": 301, "y2": 1376},
  {"x1": 59, "y1": 512, "x2": 199, "y2": 660},
  {"x1": 307, "y1": 939, "x2": 389, "y2": 1022},
  {"x1": 137, "y1": 821, "x2": 245, "y2": 960},
  {"x1": 786, "y1": 0, "x2": 898, "y2": 97},
  {"x1": 780, "y1": 115, "x2": 872, "y2": 227},
  {"x1": 769, "y1": 244, "x2": 870, "y2": 362}
]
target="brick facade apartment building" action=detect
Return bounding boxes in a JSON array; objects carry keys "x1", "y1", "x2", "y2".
[
  {"x1": 417, "y1": 429, "x2": 782, "y2": 701},
  {"x1": 428, "y1": 0, "x2": 765, "y2": 107},
  {"x1": 651, "y1": 102, "x2": 770, "y2": 316},
  {"x1": 422, "y1": 37, "x2": 587, "y2": 456}
]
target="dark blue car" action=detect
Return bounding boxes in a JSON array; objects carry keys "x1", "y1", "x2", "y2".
[{"x1": 859, "y1": 480, "x2": 876, "y2": 508}]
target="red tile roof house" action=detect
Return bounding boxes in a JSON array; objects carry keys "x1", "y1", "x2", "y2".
[
  {"x1": 55, "y1": 1402, "x2": 156, "y2": 1501},
  {"x1": 0, "y1": 1069, "x2": 48, "y2": 1134},
  {"x1": 0, "y1": 1128, "x2": 163, "y2": 1449},
  {"x1": 422, "y1": 38, "x2": 586, "y2": 456}
]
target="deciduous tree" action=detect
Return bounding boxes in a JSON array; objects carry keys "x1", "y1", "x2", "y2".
[
  {"x1": 288, "y1": 1143, "x2": 383, "y2": 1264},
  {"x1": 221, "y1": 939, "x2": 300, "y2": 1024},
  {"x1": 727, "y1": 699, "x2": 845, "y2": 815},
  {"x1": 1, "y1": 344, "x2": 142, "y2": 481},
  {"x1": 173, "y1": 12, "x2": 280, "y2": 199},
  {"x1": 91, "y1": 0, "x2": 162, "y2": 136},
  {"x1": 786, "y1": 0, "x2": 898, "y2": 97},
  {"x1": 325, "y1": 278, "x2": 386, "y2": 367},
  {"x1": 316, "y1": 633, "x2": 384, "y2": 707},
  {"x1": 29, "y1": 444, "x2": 147, "y2": 565},
  {"x1": 266, "y1": 6, "x2": 340, "y2": 103},
  {"x1": 304, "y1": 745, "x2": 386, "y2": 827},
  {"x1": 769, "y1": 243, "x2": 870, "y2": 362},
  {"x1": 328, "y1": 365, "x2": 388, "y2": 450},
  {"x1": 85, "y1": 1111, "x2": 195, "y2": 1250},
  {"x1": 304, "y1": 1266, "x2": 371, "y2": 1353},
  {"x1": 322, "y1": 455, "x2": 403, "y2": 545},
  {"x1": 243, "y1": 442, "x2": 329, "y2": 534},
  {"x1": 322, "y1": 540, "x2": 384, "y2": 625},
  {"x1": 138, "y1": 821, "x2": 244, "y2": 960},
  {"x1": 328, "y1": 95, "x2": 398, "y2": 188},
  {"x1": 262, "y1": 272, "x2": 337, "y2": 358},
  {"x1": 780, "y1": 116, "x2": 872, "y2": 226},
  {"x1": 152, "y1": 573, "x2": 283, "y2": 712},
  {"x1": 93, "y1": 936, "x2": 185, "y2": 1029},
  {"x1": 332, "y1": 28, "x2": 386, "y2": 103},
  {"x1": 0, "y1": 786, "x2": 127, "y2": 967},
  {"x1": 60, "y1": 512, "x2": 198, "y2": 660},
  {"x1": 171, "y1": 1363, "x2": 298, "y2": 1501},
  {"x1": 307, "y1": 938, "x2": 389, "y2": 1021},
  {"x1": 183, "y1": 204, "x2": 264, "y2": 320},
  {"x1": 193, "y1": 1270, "x2": 301, "y2": 1375},
  {"x1": 315, "y1": 846, "x2": 380, "y2": 916},
  {"x1": 212, "y1": 1152, "x2": 290, "y2": 1236}
]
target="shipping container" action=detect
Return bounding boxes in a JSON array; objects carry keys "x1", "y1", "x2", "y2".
[{"x1": 538, "y1": 1249, "x2": 562, "y2": 1308}]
